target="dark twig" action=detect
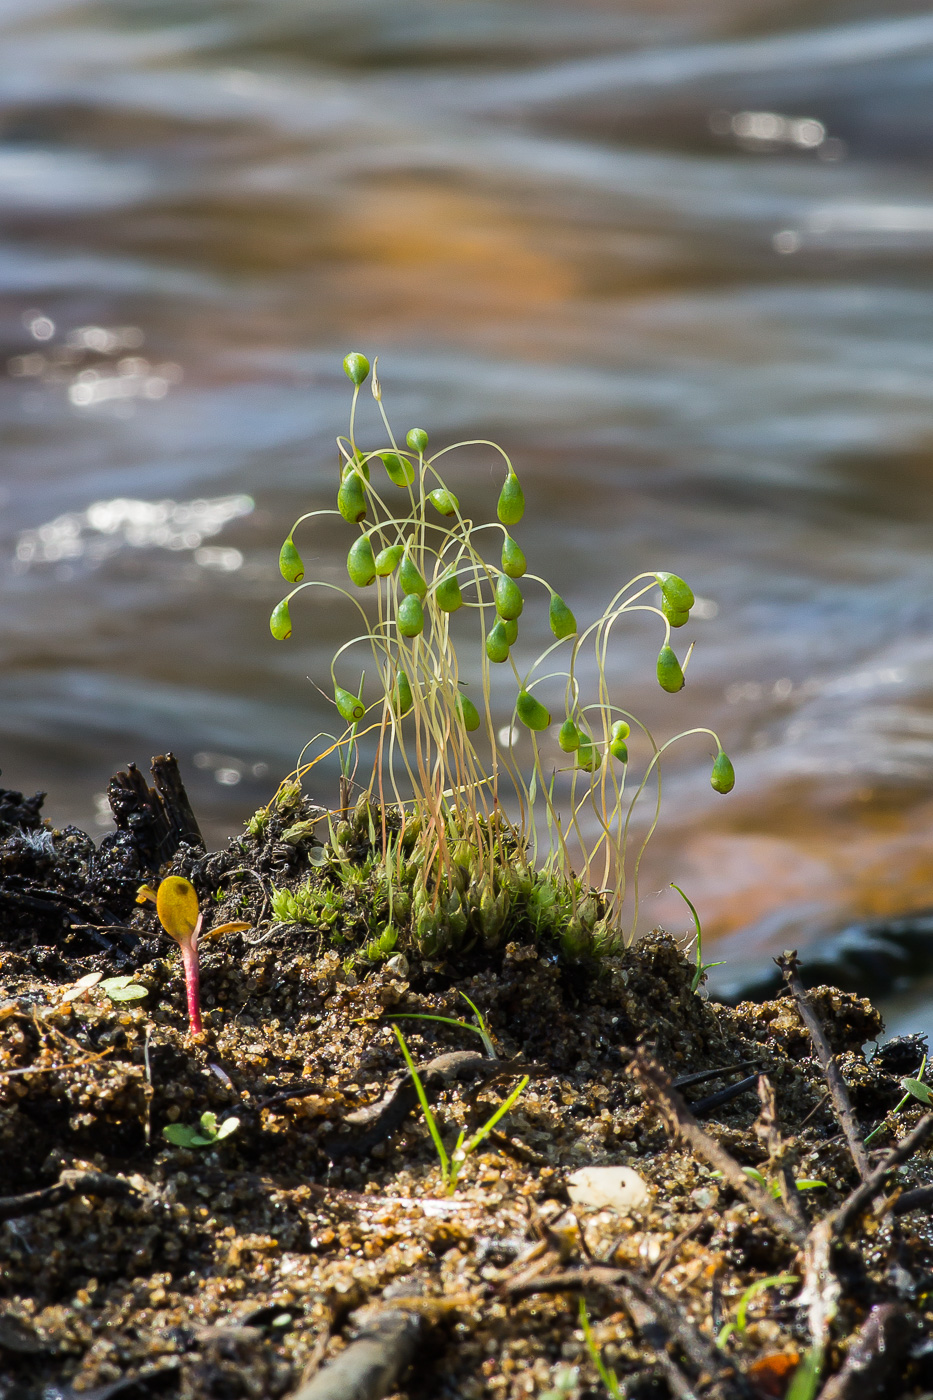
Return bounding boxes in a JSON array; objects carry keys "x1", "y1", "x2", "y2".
[
  {"x1": 817, "y1": 1304, "x2": 912, "y2": 1400},
  {"x1": 776, "y1": 951, "x2": 870, "y2": 1181},
  {"x1": 629, "y1": 1049, "x2": 807, "y2": 1247},
  {"x1": 0, "y1": 1169, "x2": 136, "y2": 1223},
  {"x1": 755, "y1": 1075, "x2": 807, "y2": 1233},
  {"x1": 503, "y1": 1266, "x2": 751, "y2": 1399},
  {"x1": 286, "y1": 1298, "x2": 424, "y2": 1400},
  {"x1": 672, "y1": 1062, "x2": 759, "y2": 1091},
  {"x1": 832, "y1": 1111, "x2": 933, "y2": 1234},
  {"x1": 891, "y1": 1183, "x2": 933, "y2": 1216},
  {"x1": 692, "y1": 1074, "x2": 761, "y2": 1117}
]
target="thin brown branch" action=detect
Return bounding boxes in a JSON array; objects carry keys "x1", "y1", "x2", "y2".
[
  {"x1": 817, "y1": 1304, "x2": 912, "y2": 1400},
  {"x1": 287, "y1": 1306, "x2": 423, "y2": 1400},
  {"x1": 628, "y1": 1049, "x2": 807, "y2": 1248},
  {"x1": 832, "y1": 1111, "x2": 933, "y2": 1234},
  {"x1": 0, "y1": 1169, "x2": 136, "y2": 1223},
  {"x1": 775, "y1": 951, "x2": 870, "y2": 1181}
]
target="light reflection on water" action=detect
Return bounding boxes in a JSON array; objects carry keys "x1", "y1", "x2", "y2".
[{"x1": 3, "y1": 0, "x2": 933, "y2": 985}]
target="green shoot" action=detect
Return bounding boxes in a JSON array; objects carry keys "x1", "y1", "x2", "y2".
[
  {"x1": 671, "y1": 883, "x2": 724, "y2": 993},
  {"x1": 864, "y1": 1053, "x2": 929, "y2": 1146},
  {"x1": 162, "y1": 1111, "x2": 240, "y2": 1149},
  {"x1": 712, "y1": 1167, "x2": 826, "y2": 1199},
  {"x1": 786, "y1": 1346, "x2": 824, "y2": 1400},
  {"x1": 578, "y1": 1299, "x2": 622, "y2": 1400},
  {"x1": 716, "y1": 1273, "x2": 799, "y2": 1347},
  {"x1": 392, "y1": 1026, "x2": 527, "y2": 1193},
  {"x1": 389, "y1": 990, "x2": 498, "y2": 1058}
]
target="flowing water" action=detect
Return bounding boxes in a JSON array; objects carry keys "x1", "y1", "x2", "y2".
[{"x1": 4, "y1": 0, "x2": 933, "y2": 1032}]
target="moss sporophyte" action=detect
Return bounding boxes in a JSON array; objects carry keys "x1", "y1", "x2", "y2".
[{"x1": 266, "y1": 353, "x2": 736, "y2": 960}]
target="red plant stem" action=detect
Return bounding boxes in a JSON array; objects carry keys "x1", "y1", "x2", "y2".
[{"x1": 178, "y1": 935, "x2": 202, "y2": 1035}]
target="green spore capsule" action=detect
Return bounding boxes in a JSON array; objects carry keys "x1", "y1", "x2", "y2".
[
  {"x1": 549, "y1": 592, "x2": 577, "y2": 640},
  {"x1": 495, "y1": 574, "x2": 524, "y2": 620},
  {"x1": 406, "y1": 428, "x2": 428, "y2": 453},
  {"x1": 347, "y1": 453, "x2": 370, "y2": 482},
  {"x1": 435, "y1": 571, "x2": 463, "y2": 612},
  {"x1": 397, "y1": 594, "x2": 424, "y2": 637},
  {"x1": 501, "y1": 535, "x2": 526, "y2": 578},
  {"x1": 335, "y1": 686, "x2": 365, "y2": 724},
  {"x1": 392, "y1": 671, "x2": 413, "y2": 716},
  {"x1": 497, "y1": 472, "x2": 525, "y2": 526},
  {"x1": 337, "y1": 470, "x2": 367, "y2": 523},
  {"x1": 503, "y1": 617, "x2": 518, "y2": 645},
  {"x1": 457, "y1": 694, "x2": 481, "y2": 732},
  {"x1": 428, "y1": 488, "x2": 459, "y2": 517},
  {"x1": 399, "y1": 552, "x2": 427, "y2": 598},
  {"x1": 485, "y1": 619, "x2": 510, "y2": 663},
  {"x1": 576, "y1": 735, "x2": 600, "y2": 772},
  {"x1": 380, "y1": 452, "x2": 414, "y2": 488},
  {"x1": 609, "y1": 728, "x2": 629, "y2": 763},
  {"x1": 611, "y1": 719, "x2": 631, "y2": 741},
  {"x1": 374, "y1": 543, "x2": 404, "y2": 576},
  {"x1": 279, "y1": 538, "x2": 304, "y2": 583},
  {"x1": 661, "y1": 597, "x2": 690, "y2": 628},
  {"x1": 711, "y1": 749, "x2": 735, "y2": 794},
  {"x1": 516, "y1": 690, "x2": 550, "y2": 732},
  {"x1": 347, "y1": 535, "x2": 376, "y2": 587},
  {"x1": 269, "y1": 599, "x2": 292, "y2": 640},
  {"x1": 656, "y1": 572, "x2": 695, "y2": 614},
  {"x1": 343, "y1": 352, "x2": 370, "y2": 386},
  {"x1": 558, "y1": 719, "x2": 579, "y2": 752},
  {"x1": 657, "y1": 645, "x2": 685, "y2": 693}
]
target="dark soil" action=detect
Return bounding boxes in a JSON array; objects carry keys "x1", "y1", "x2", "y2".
[{"x1": 2, "y1": 776, "x2": 933, "y2": 1400}]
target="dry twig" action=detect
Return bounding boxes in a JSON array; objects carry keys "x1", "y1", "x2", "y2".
[
  {"x1": 629, "y1": 1050, "x2": 807, "y2": 1248},
  {"x1": 0, "y1": 1169, "x2": 136, "y2": 1223},
  {"x1": 776, "y1": 951, "x2": 870, "y2": 1181}
]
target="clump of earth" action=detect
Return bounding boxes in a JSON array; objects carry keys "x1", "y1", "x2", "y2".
[{"x1": 2, "y1": 775, "x2": 932, "y2": 1400}]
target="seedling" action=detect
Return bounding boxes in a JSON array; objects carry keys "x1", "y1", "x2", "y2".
[
  {"x1": 162, "y1": 1111, "x2": 240, "y2": 1148},
  {"x1": 267, "y1": 353, "x2": 737, "y2": 959},
  {"x1": 99, "y1": 975, "x2": 148, "y2": 1003},
  {"x1": 388, "y1": 990, "x2": 498, "y2": 1058},
  {"x1": 392, "y1": 1026, "x2": 527, "y2": 1193},
  {"x1": 712, "y1": 1167, "x2": 826, "y2": 1198},
  {"x1": 578, "y1": 1299, "x2": 622, "y2": 1400},
  {"x1": 671, "y1": 883, "x2": 725, "y2": 993},
  {"x1": 864, "y1": 1052, "x2": 930, "y2": 1147},
  {"x1": 716, "y1": 1273, "x2": 799, "y2": 1347},
  {"x1": 138, "y1": 877, "x2": 249, "y2": 1036}
]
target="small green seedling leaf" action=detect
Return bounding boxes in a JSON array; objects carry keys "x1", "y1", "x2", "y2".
[
  {"x1": 162, "y1": 1112, "x2": 240, "y2": 1149},
  {"x1": 99, "y1": 975, "x2": 148, "y2": 1003},
  {"x1": 902, "y1": 1077, "x2": 933, "y2": 1105},
  {"x1": 157, "y1": 876, "x2": 200, "y2": 939}
]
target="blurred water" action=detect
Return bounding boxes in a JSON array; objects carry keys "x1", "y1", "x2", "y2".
[{"x1": 4, "y1": 0, "x2": 933, "y2": 1006}]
